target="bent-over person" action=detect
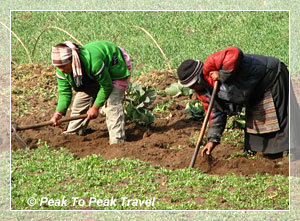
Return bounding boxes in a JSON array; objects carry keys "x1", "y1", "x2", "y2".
[
  {"x1": 177, "y1": 46, "x2": 289, "y2": 158},
  {"x1": 50, "y1": 40, "x2": 132, "y2": 144}
]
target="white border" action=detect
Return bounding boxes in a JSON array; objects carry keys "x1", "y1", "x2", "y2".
[
  {"x1": 9, "y1": 9, "x2": 291, "y2": 212},
  {"x1": 288, "y1": 9, "x2": 291, "y2": 212},
  {"x1": 10, "y1": 9, "x2": 12, "y2": 212}
]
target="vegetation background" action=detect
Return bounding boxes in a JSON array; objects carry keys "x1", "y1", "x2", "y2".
[
  {"x1": 11, "y1": 11, "x2": 289, "y2": 78},
  {"x1": 1, "y1": 4, "x2": 300, "y2": 220}
]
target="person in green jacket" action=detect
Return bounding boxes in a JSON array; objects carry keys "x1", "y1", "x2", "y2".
[{"x1": 50, "y1": 40, "x2": 132, "y2": 144}]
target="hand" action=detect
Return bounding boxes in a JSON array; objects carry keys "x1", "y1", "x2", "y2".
[
  {"x1": 87, "y1": 105, "x2": 99, "y2": 120},
  {"x1": 201, "y1": 141, "x2": 217, "y2": 157},
  {"x1": 50, "y1": 111, "x2": 63, "y2": 126},
  {"x1": 209, "y1": 71, "x2": 220, "y2": 81}
]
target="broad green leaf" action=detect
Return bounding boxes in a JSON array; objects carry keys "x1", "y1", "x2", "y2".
[
  {"x1": 184, "y1": 101, "x2": 204, "y2": 119},
  {"x1": 165, "y1": 82, "x2": 193, "y2": 97},
  {"x1": 124, "y1": 82, "x2": 156, "y2": 125},
  {"x1": 165, "y1": 82, "x2": 182, "y2": 96}
]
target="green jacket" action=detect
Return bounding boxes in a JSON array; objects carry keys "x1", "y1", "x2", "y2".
[{"x1": 55, "y1": 41, "x2": 130, "y2": 114}]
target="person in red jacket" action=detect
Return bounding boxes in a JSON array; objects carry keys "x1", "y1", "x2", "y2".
[{"x1": 177, "y1": 46, "x2": 289, "y2": 158}]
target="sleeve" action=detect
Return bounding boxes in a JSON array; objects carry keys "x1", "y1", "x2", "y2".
[
  {"x1": 92, "y1": 63, "x2": 113, "y2": 107},
  {"x1": 203, "y1": 47, "x2": 243, "y2": 83},
  {"x1": 207, "y1": 107, "x2": 227, "y2": 143},
  {"x1": 196, "y1": 92, "x2": 227, "y2": 143},
  {"x1": 55, "y1": 72, "x2": 72, "y2": 115}
]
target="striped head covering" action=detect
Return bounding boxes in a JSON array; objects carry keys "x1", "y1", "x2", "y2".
[
  {"x1": 52, "y1": 41, "x2": 83, "y2": 87},
  {"x1": 177, "y1": 59, "x2": 203, "y2": 87}
]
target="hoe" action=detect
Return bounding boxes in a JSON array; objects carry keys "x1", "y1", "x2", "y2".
[
  {"x1": 12, "y1": 114, "x2": 88, "y2": 148},
  {"x1": 189, "y1": 81, "x2": 219, "y2": 168}
]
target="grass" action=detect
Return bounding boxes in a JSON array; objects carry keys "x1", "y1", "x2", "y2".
[
  {"x1": 11, "y1": 141, "x2": 288, "y2": 210},
  {"x1": 11, "y1": 11, "x2": 289, "y2": 78}
]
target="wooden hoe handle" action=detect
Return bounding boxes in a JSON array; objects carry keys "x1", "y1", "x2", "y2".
[
  {"x1": 189, "y1": 81, "x2": 219, "y2": 168},
  {"x1": 15, "y1": 114, "x2": 88, "y2": 131}
]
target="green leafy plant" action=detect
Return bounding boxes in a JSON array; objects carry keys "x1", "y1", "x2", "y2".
[
  {"x1": 226, "y1": 151, "x2": 248, "y2": 160},
  {"x1": 228, "y1": 108, "x2": 246, "y2": 129},
  {"x1": 153, "y1": 100, "x2": 174, "y2": 113},
  {"x1": 233, "y1": 109, "x2": 246, "y2": 129},
  {"x1": 165, "y1": 82, "x2": 192, "y2": 97},
  {"x1": 184, "y1": 100, "x2": 204, "y2": 119},
  {"x1": 124, "y1": 82, "x2": 157, "y2": 125},
  {"x1": 222, "y1": 128, "x2": 244, "y2": 148},
  {"x1": 189, "y1": 131, "x2": 202, "y2": 147}
]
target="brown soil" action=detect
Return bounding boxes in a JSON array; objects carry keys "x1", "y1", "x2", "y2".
[{"x1": 11, "y1": 65, "x2": 289, "y2": 177}]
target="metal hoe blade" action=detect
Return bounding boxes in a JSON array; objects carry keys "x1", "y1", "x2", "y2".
[{"x1": 12, "y1": 124, "x2": 28, "y2": 148}]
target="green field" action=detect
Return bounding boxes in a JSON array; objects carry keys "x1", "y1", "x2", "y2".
[
  {"x1": 11, "y1": 142, "x2": 288, "y2": 210},
  {"x1": 11, "y1": 11, "x2": 289, "y2": 77},
  {"x1": 10, "y1": 11, "x2": 289, "y2": 211}
]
